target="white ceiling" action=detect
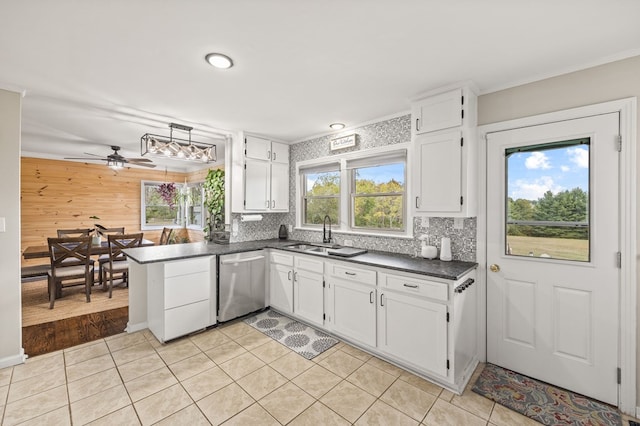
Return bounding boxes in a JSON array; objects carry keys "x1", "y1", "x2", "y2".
[{"x1": 1, "y1": 0, "x2": 639, "y2": 172}]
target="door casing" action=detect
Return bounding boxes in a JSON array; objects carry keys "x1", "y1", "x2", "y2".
[{"x1": 477, "y1": 98, "x2": 637, "y2": 415}]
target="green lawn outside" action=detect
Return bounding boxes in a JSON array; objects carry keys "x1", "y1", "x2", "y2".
[{"x1": 506, "y1": 235, "x2": 589, "y2": 262}]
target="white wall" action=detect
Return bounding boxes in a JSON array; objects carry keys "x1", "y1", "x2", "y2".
[
  {"x1": 477, "y1": 54, "x2": 640, "y2": 405},
  {"x1": 0, "y1": 88, "x2": 24, "y2": 367}
]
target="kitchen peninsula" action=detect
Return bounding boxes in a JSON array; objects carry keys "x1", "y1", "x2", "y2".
[{"x1": 123, "y1": 239, "x2": 478, "y2": 393}]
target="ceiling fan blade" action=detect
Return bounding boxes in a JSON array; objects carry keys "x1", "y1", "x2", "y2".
[
  {"x1": 126, "y1": 158, "x2": 154, "y2": 163},
  {"x1": 131, "y1": 162, "x2": 156, "y2": 168},
  {"x1": 82, "y1": 152, "x2": 106, "y2": 158},
  {"x1": 64, "y1": 157, "x2": 107, "y2": 161}
]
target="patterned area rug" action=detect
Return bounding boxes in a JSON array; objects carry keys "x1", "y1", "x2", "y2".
[
  {"x1": 472, "y1": 364, "x2": 622, "y2": 425},
  {"x1": 244, "y1": 310, "x2": 338, "y2": 359}
]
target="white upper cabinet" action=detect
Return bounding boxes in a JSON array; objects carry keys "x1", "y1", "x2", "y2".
[
  {"x1": 413, "y1": 88, "x2": 463, "y2": 135},
  {"x1": 232, "y1": 134, "x2": 290, "y2": 213},
  {"x1": 411, "y1": 84, "x2": 477, "y2": 217}
]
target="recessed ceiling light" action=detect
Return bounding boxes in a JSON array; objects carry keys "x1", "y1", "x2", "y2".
[
  {"x1": 205, "y1": 53, "x2": 234, "y2": 69},
  {"x1": 330, "y1": 123, "x2": 345, "y2": 130}
]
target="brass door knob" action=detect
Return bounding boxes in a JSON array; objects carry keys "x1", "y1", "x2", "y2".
[{"x1": 490, "y1": 264, "x2": 500, "y2": 272}]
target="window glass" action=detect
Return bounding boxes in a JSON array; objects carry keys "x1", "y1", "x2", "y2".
[
  {"x1": 351, "y1": 162, "x2": 405, "y2": 231},
  {"x1": 505, "y1": 138, "x2": 590, "y2": 261},
  {"x1": 302, "y1": 171, "x2": 340, "y2": 225},
  {"x1": 142, "y1": 181, "x2": 205, "y2": 230}
]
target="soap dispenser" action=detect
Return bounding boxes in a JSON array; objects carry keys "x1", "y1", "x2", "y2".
[{"x1": 419, "y1": 235, "x2": 438, "y2": 259}]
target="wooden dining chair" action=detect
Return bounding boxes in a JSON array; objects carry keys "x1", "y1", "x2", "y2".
[
  {"x1": 96, "y1": 227, "x2": 125, "y2": 286},
  {"x1": 47, "y1": 237, "x2": 94, "y2": 309},
  {"x1": 56, "y1": 228, "x2": 93, "y2": 238},
  {"x1": 159, "y1": 227, "x2": 173, "y2": 245},
  {"x1": 102, "y1": 233, "x2": 143, "y2": 298}
]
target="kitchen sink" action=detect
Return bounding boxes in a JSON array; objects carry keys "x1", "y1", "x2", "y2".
[{"x1": 284, "y1": 243, "x2": 367, "y2": 258}]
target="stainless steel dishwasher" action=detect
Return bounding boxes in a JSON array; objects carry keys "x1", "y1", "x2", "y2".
[{"x1": 218, "y1": 250, "x2": 266, "y2": 322}]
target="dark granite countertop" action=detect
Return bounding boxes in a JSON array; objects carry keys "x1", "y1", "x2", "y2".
[{"x1": 124, "y1": 238, "x2": 477, "y2": 281}]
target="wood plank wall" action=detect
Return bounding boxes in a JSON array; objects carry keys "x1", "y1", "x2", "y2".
[{"x1": 21, "y1": 157, "x2": 222, "y2": 265}]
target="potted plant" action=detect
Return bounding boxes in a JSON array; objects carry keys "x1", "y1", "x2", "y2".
[{"x1": 203, "y1": 168, "x2": 226, "y2": 242}]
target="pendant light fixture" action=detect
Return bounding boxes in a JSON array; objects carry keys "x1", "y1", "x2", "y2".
[{"x1": 141, "y1": 123, "x2": 217, "y2": 163}]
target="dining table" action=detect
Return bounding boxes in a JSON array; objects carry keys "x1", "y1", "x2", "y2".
[{"x1": 22, "y1": 238, "x2": 156, "y2": 260}]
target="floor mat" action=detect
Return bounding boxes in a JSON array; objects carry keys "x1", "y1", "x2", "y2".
[
  {"x1": 244, "y1": 309, "x2": 338, "y2": 359},
  {"x1": 472, "y1": 363, "x2": 621, "y2": 425}
]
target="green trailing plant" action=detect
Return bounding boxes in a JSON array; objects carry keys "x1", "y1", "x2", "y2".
[{"x1": 203, "y1": 168, "x2": 225, "y2": 232}]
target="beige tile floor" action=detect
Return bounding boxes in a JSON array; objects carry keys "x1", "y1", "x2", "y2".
[{"x1": 1, "y1": 320, "x2": 638, "y2": 425}]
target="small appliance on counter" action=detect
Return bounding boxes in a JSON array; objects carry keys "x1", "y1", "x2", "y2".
[
  {"x1": 278, "y1": 224, "x2": 288, "y2": 240},
  {"x1": 419, "y1": 234, "x2": 438, "y2": 259}
]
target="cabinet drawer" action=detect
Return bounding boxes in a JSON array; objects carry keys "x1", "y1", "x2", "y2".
[
  {"x1": 164, "y1": 257, "x2": 210, "y2": 278},
  {"x1": 328, "y1": 263, "x2": 376, "y2": 284},
  {"x1": 164, "y1": 271, "x2": 210, "y2": 309},
  {"x1": 380, "y1": 272, "x2": 448, "y2": 302},
  {"x1": 270, "y1": 251, "x2": 294, "y2": 266},
  {"x1": 295, "y1": 255, "x2": 323, "y2": 274},
  {"x1": 164, "y1": 299, "x2": 210, "y2": 341}
]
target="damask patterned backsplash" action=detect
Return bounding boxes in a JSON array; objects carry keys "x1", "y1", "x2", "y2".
[{"x1": 230, "y1": 113, "x2": 477, "y2": 262}]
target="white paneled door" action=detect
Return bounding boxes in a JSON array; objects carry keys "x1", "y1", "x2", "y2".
[{"x1": 486, "y1": 113, "x2": 620, "y2": 405}]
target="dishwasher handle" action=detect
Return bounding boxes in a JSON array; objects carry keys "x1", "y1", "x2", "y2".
[{"x1": 220, "y1": 255, "x2": 265, "y2": 265}]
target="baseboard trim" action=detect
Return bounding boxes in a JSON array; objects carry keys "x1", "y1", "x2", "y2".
[
  {"x1": 126, "y1": 321, "x2": 148, "y2": 333},
  {"x1": 0, "y1": 348, "x2": 26, "y2": 368}
]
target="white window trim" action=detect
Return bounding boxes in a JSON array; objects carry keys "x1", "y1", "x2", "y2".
[
  {"x1": 141, "y1": 180, "x2": 205, "y2": 231},
  {"x1": 295, "y1": 143, "x2": 413, "y2": 238}
]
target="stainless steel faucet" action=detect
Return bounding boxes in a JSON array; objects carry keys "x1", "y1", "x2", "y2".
[{"x1": 323, "y1": 215, "x2": 332, "y2": 243}]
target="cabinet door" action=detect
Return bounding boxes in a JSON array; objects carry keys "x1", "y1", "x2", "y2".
[
  {"x1": 244, "y1": 158, "x2": 270, "y2": 210},
  {"x1": 271, "y1": 141, "x2": 289, "y2": 164},
  {"x1": 328, "y1": 278, "x2": 376, "y2": 347},
  {"x1": 270, "y1": 263, "x2": 293, "y2": 313},
  {"x1": 294, "y1": 269, "x2": 324, "y2": 326},
  {"x1": 270, "y1": 162, "x2": 289, "y2": 211},
  {"x1": 413, "y1": 88, "x2": 462, "y2": 134},
  {"x1": 378, "y1": 291, "x2": 448, "y2": 377},
  {"x1": 245, "y1": 135, "x2": 271, "y2": 161},
  {"x1": 414, "y1": 130, "x2": 462, "y2": 213}
]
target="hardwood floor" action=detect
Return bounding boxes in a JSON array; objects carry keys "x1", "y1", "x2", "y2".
[{"x1": 22, "y1": 306, "x2": 128, "y2": 357}]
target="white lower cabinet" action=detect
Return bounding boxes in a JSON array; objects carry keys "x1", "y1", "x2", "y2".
[
  {"x1": 269, "y1": 250, "x2": 478, "y2": 393},
  {"x1": 269, "y1": 251, "x2": 324, "y2": 325},
  {"x1": 293, "y1": 256, "x2": 324, "y2": 326},
  {"x1": 377, "y1": 289, "x2": 448, "y2": 377},
  {"x1": 147, "y1": 256, "x2": 216, "y2": 343},
  {"x1": 269, "y1": 252, "x2": 294, "y2": 313},
  {"x1": 325, "y1": 262, "x2": 377, "y2": 348}
]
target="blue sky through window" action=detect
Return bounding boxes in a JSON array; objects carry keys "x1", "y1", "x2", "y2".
[{"x1": 507, "y1": 146, "x2": 589, "y2": 201}]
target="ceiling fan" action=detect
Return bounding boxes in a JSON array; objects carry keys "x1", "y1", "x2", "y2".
[{"x1": 65, "y1": 145, "x2": 156, "y2": 168}]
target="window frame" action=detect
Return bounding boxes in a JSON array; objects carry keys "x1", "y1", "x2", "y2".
[
  {"x1": 141, "y1": 180, "x2": 206, "y2": 231},
  {"x1": 295, "y1": 143, "x2": 412, "y2": 238},
  {"x1": 300, "y1": 166, "x2": 341, "y2": 228}
]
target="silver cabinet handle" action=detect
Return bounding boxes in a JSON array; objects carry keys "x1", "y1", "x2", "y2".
[
  {"x1": 294, "y1": 271, "x2": 298, "y2": 282},
  {"x1": 272, "y1": 200, "x2": 275, "y2": 208},
  {"x1": 416, "y1": 118, "x2": 420, "y2": 131},
  {"x1": 380, "y1": 293, "x2": 384, "y2": 307},
  {"x1": 267, "y1": 150, "x2": 271, "y2": 160},
  {"x1": 272, "y1": 152, "x2": 276, "y2": 161},
  {"x1": 403, "y1": 283, "x2": 418, "y2": 288},
  {"x1": 369, "y1": 291, "x2": 374, "y2": 304},
  {"x1": 345, "y1": 271, "x2": 356, "y2": 276},
  {"x1": 415, "y1": 197, "x2": 420, "y2": 208},
  {"x1": 288, "y1": 271, "x2": 292, "y2": 281},
  {"x1": 265, "y1": 200, "x2": 269, "y2": 208}
]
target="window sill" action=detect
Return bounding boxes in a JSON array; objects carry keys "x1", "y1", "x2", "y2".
[{"x1": 294, "y1": 226, "x2": 413, "y2": 240}]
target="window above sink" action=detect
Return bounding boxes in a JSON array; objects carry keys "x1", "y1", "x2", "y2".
[{"x1": 296, "y1": 143, "x2": 412, "y2": 239}]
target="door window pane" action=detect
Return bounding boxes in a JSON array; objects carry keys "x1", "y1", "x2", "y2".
[{"x1": 505, "y1": 138, "x2": 590, "y2": 261}]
